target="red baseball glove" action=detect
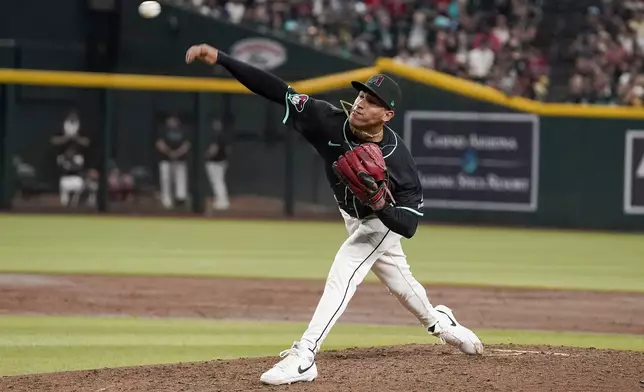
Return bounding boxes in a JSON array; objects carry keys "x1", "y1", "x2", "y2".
[{"x1": 332, "y1": 143, "x2": 393, "y2": 211}]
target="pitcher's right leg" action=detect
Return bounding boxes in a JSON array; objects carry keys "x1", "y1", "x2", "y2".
[{"x1": 370, "y1": 241, "x2": 438, "y2": 328}]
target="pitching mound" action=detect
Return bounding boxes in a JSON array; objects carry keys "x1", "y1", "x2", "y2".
[{"x1": 2, "y1": 344, "x2": 643, "y2": 392}]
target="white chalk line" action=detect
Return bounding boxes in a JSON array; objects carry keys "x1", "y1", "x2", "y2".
[{"x1": 487, "y1": 349, "x2": 572, "y2": 357}]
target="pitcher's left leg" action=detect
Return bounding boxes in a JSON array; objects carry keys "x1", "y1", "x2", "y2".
[
  {"x1": 260, "y1": 217, "x2": 397, "y2": 386},
  {"x1": 371, "y1": 242, "x2": 483, "y2": 355}
]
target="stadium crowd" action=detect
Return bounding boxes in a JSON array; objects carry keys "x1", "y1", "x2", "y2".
[
  {"x1": 169, "y1": 0, "x2": 643, "y2": 105},
  {"x1": 566, "y1": 1, "x2": 644, "y2": 106}
]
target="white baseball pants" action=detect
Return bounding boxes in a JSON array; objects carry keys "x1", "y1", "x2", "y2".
[
  {"x1": 59, "y1": 175, "x2": 84, "y2": 206},
  {"x1": 301, "y1": 209, "x2": 441, "y2": 353},
  {"x1": 205, "y1": 161, "x2": 230, "y2": 210},
  {"x1": 159, "y1": 160, "x2": 187, "y2": 208}
]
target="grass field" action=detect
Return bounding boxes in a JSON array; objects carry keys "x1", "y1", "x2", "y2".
[
  {"x1": 1, "y1": 215, "x2": 643, "y2": 292},
  {"x1": 1, "y1": 315, "x2": 643, "y2": 376},
  {"x1": 1, "y1": 214, "x2": 643, "y2": 378}
]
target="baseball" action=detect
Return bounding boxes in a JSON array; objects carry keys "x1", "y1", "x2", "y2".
[{"x1": 138, "y1": 1, "x2": 161, "y2": 18}]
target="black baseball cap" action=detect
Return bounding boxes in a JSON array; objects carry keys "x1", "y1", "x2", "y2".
[{"x1": 351, "y1": 74, "x2": 401, "y2": 111}]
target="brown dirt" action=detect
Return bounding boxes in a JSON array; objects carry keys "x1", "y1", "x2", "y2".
[
  {"x1": 1, "y1": 345, "x2": 643, "y2": 392},
  {"x1": 1, "y1": 273, "x2": 643, "y2": 391},
  {"x1": 1, "y1": 274, "x2": 643, "y2": 334}
]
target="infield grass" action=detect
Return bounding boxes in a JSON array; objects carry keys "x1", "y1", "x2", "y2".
[
  {"x1": 1, "y1": 315, "x2": 643, "y2": 377},
  {"x1": 1, "y1": 215, "x2": 643, "y2": 292}
]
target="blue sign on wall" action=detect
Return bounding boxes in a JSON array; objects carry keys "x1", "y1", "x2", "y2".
[{"x1": 404, "y1": 111, "x2": 539, "y2": 212}]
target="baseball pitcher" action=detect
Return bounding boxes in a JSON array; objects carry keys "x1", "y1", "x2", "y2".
[{"x1": 186, "y1": 43, "x2": 484, "y2": 386}]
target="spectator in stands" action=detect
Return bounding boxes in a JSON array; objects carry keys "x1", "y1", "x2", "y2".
[
  {"x1": 468, "y1": 38, "x2": 495, "y2": 83},
  {"x1": 567, "y1": 73, "x2": 591, "y2": 104},
  {"x1": 406, "y1": 11, "x2": 430, "y2": 52},
  {"x1": 373, "y1": 10, "x2": 397, "y2": 57},
  {"x1": 156, "y1": 114, "x2": 190, "y2": 209},
  {"x1": 604, "y1": 38, "x2": 629, "y2": 70},
  {"x1": 622, "y1": 74, "x2": 644, "y2": 106},
  {"x1": 50, "y1": 109, "x2": 93, "y2": 207},
  {"x1": 616, "y1": 22, "x2": 637, "y2": 56},
  {"x1": 83, "y1": 163, "x2": 135, "y2": 206},
  {"x1": 491, "y1": 14, "x2": 510, "y2": 47},
  {"x1": 393, "y1": 49, "x2": 413, "y2": 65},
  {"x1": 205, "y1": 118, "x2": 231, "y2": 211},
  {"x1": 225, "y1": 0, "x2": 245, "y2": 24},
  {"x1": 487, "y1": 57, "x2": 516, "y2": 94},
  {"x1": 416, "y1": 44, "x2": 436, "y2": 69},
  {"x1": 592, "y1": 71, "x2": 614, "y2": 105},
  {"x1": 629, "y1": 11, "x2": 644, "y2": 50},
  {"x1": 618, "y1": 58, "x2": 643, "y2": 98},
  {"x1": 105, "y1": 161, "x2": 136, "y2": 202}
]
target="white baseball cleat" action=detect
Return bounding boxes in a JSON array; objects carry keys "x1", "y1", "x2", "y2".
[
  {"x1": 260, "y1": 341, "x2": 317, "y2": 385},
  {"x1": 429, "y1": 305, "x2": 484, "y2": 355}
]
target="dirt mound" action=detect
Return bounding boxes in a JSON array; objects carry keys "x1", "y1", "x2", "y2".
[
  {"x1": 2, "y1": 275, "x2": 643, "y2": 334},
  {"x1": 2, "y1": 344, "x2": 643, "y2": 392},
  {"x1": 2, "y1": 274, "x2": 643, "y2": 390}
]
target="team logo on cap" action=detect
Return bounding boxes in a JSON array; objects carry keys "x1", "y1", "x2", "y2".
[
  {"x1": 288, "y1": 93, "x2": 309, "y2": 112},
  {"x1": 368, "y1": 75, "x2": 384, "y2": 87}
]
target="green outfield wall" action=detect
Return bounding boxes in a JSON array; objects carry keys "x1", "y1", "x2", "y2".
[{"x1": 1, "y1": 0, "x2": 643, "y2": 231}]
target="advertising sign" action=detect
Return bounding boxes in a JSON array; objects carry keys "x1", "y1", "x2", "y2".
[
  {"x1": 404, "y1": 111, "x2": 539, "y2": 212},
  {"x1": 624, "y1": 130, "x2": 644, "y2": 214},
  {"x1": 230, "y1": 37, "x2": 287, "y2": 70}
]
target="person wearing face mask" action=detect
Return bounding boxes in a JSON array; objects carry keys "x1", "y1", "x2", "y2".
[
  {"x1": 156, "y1": 114, "x2": 191, "y2": 209},
  {"x1": 51, "y1": 109, "x2": 91, "y2": 207},
  {"x1": 52, "y1": 110, "x2": 90, "y2": 146}
]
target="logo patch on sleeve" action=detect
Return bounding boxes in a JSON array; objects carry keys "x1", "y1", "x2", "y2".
[{"x1": 288, "y1": 93, "x2": 310, "y2": 112}]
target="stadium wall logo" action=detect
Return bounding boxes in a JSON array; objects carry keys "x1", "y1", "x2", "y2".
[
  {"x1": 230, "y1": 38, "x2": 287, "y2": 70},
  {"x1": 405, "y1": 111, "x2": 540, "y2": 212},
  {"x1": 461, "y1": 149, "x2": 478, "y2": 174},
  {"x1": 624, "y1": 130, "x2": 644, "y2": 214}
]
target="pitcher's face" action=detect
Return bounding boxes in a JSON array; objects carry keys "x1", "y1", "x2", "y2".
[{"x1": 348, "y1": 91, "x2": 394, "y2": 131}]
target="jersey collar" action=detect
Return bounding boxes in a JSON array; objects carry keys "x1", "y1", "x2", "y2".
[{"x1": 342, "y1": 119, "x2": 398, "y2": 159}]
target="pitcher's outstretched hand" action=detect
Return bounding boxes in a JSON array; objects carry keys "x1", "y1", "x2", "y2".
[{"x1": 185, "y1": 44, "x2": 218, "y2": 65}]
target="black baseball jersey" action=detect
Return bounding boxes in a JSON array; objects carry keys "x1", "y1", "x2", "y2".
[
  {"x1": 207, "y1": 131, "x2": 230, "y2": 162},
  {"x1": 158, "y1": 125, "x2": 188, "y2": 152},
  {"x1": 283, "y1": 88, "x2": 424, "y2": 220},
  {"x1": 55, "y1": 139, "x2": 87, "y2": 176}
]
